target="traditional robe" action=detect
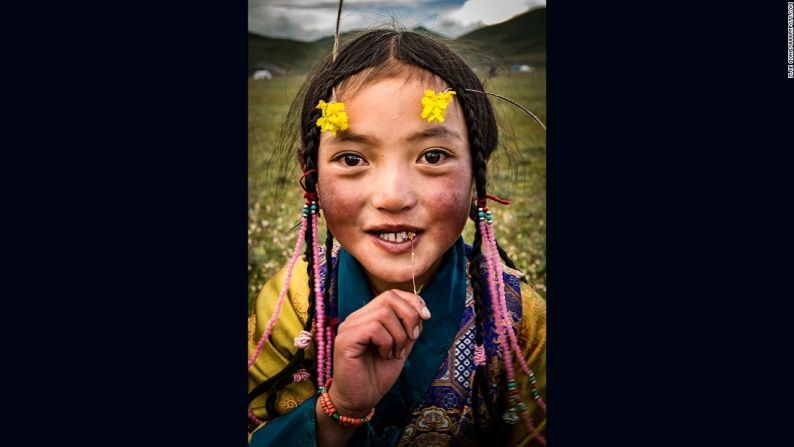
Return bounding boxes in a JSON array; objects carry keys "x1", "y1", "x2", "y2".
[{"x1": 248, "y1": 238, "x2": 546, "y2": 446}]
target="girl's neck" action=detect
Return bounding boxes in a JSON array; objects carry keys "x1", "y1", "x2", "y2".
[{"x1": 366, "y1": 256, "x2": 443, "y2": 297}]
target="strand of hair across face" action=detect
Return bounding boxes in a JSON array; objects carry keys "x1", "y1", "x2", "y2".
[
  {"x1": 483, "y1": 220, "x2": 547, "y2": 414},
  {"x1": 248, "y1": 216, "x2": 309, "y2": 369},
  {"x1": 464, "y1": 88, "x2": 546, "y2": 131}
]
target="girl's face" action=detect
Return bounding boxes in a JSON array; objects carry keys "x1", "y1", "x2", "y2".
[{"x1": 318, "y1": 68, "x2": 473, "y2": 294}]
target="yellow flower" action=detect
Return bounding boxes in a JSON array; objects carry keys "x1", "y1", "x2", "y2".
[
  {"x1": 420, "y1": 89, "x2": 456, "y2": 123},
  {"x1": 315, "y1": 100, "x2": 349, "y2": 136}
]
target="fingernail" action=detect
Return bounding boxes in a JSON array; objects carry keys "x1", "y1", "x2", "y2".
[
  {"x1": 400, "y1": 348, "x2": 406, "y2": 359},
  {"x1": 387, "y1": 351, "x2": 393, "y2": 360},
  {"x1": 413, "y1": 326, "x2": 421, "y2": 339},
  {"x1": 420, "y1": 306, "x2": 432, "y2": 319}
]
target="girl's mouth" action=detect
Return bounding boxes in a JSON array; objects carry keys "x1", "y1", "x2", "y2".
[{"x1": 367, "y1": 228, "x2": 422, "y2": 254}]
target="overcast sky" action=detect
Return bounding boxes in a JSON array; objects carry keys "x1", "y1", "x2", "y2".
[{"x1": 249, "y1": 0, "x2": 546, "y2": 41}]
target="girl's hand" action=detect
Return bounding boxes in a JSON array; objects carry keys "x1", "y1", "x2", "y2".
[{"x1": 328, "y1": 289, "x2": 431, "y2": 416}]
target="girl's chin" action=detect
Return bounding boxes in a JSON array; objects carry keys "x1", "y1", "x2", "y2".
[
  {"x1": 362, "y1": 261, "x2": 436, "y2": 294},
  {"x1": 366, "y1": 272, "x2": 415, "y2": 292}
]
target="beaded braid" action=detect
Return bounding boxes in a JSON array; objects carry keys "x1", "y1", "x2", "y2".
[
  {"x1": 468, "y1": 219, "x2": 504, "y2": 444},
  {"x1": 467, "y1": 140, "x2": 504, "y2": 442},
  {"x1": 478, "y1": 211, "x2": 546, "y2": 445},
  {"x1": 248, "y1": 69, "x2": 349, "y2": 425},
  {"x1": 254, "y1": 158, "x2": 328, "y2": 423},
  {"x1": 248, "y1": 137, "x2": 325, "y2": 424},
  {"x1": 300, "y1": 139, "x2": 332, "y2": 387},
  {"x1": 247, "y1": 195, "x2": 317, "y2": 424},
  {"x1": 247, "y1": 216, "x2": 308, "y2": 370},
  {"x1": 483, "y1": 218, "x2": 547, "y2": 414},
  {"x1": 462, "y1": 87, "x2": 546, "y2": 443},
  {"x1": 323, "y1": 227, "x2": 336, "y2": 365}
]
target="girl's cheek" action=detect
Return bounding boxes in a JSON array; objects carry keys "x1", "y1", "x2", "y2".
[
  {"x1": 319, "y1": 181, "x2": 355, "y2": 226},
  {"x1": 429, "y1": 173, "x2": 473, "y2": 213}
]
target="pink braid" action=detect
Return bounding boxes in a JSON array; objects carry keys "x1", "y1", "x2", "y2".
[
  {"x1": 310, "y1": 212, "x2": 327, "y2": 384},
  {"x1": 478, "y1": 220, "x2": 514, "y2": 376},
  {"x1": 248, "y1": 408, "x2": 263, "y2": 426},
  {"x1": 480, "y1": 218, "x2": 546, "y2": 445},
  {"x1": 484, "y1": 221, "x2": 547, "y2": 413},
  {"x1": 248, "y1": 216, "x2": 308, "y2": 369}
]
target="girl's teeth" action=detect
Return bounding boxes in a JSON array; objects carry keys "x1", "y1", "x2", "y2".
[{"x1": 377, "y1": 231, "x2": 415, "y2": 243}]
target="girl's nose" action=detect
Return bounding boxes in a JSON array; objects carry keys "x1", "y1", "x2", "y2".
[{"x1": 369, "y1": 164, "x2": 417, "y2": 213}]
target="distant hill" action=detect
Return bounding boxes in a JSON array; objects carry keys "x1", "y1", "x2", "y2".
[
  {"x1": 457, "y1": 8, "x2": 546, "y2": 66},
  {"x1": 248, "y1": 7, "x2": 546, "y2": 74},
  {"x1": 248, "y1": 30, "x2": 370, "y2": 73},
  {"x1": 248, "y1": 33, "x2": 325, "y2": 73}
]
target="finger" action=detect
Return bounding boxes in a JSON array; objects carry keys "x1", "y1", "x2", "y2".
[
  {"x1": 336, "y1": 318, "x2": 394, "y2": 359},
  {"x1": 361, "y1": 319, "x2": 395, "y2": 359},
  {"x1": 389, "y1": 289, "x2": 432, "y2": 320},
  {"x1": 378, "y1": 291, "x2": 424, "y2": 340},
  {"x1": 366, "y1": 305, "x2": 411, "y2": 358},
  {"x1": 340, "y1": 302, "x2": 412, "y2": 358}
]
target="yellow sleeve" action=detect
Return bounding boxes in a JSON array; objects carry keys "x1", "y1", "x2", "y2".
[
  {"x1": 248, "y1": 257, "x2": 316, "y2": 434},
  {"x1": 507, "y1": 284, "x2": 547, "y2": 446}
]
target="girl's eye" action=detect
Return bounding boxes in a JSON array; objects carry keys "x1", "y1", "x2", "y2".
[
  {"x1": 344, "y1": 155, "x2": 363, "y2": 166},
  {"x1": 420, "y1": 150, "x2": 448, "y2": 165},
  {"x1": 334, "y1": 153, "x2": 367, "y2": 167}
]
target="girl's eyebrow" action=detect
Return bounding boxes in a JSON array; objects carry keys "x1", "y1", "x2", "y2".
[
  {"x1": 327, "y1": 126, "x2": 462, "y2": 145},
  {"x1": 406, "y1": 126, "x2": 463, "y2": 143},
  {"x1": 328, "y1": 132, "x2": 379, "y2": 145}
]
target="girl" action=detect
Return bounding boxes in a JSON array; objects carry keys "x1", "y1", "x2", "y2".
[{"x1": 248, "y1": 29, "x2": 547, "y2": 446}]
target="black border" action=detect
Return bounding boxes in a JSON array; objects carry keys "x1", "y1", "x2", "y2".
[{"x1": 5, "y1": 1, "x2": 793, "y2": 445}]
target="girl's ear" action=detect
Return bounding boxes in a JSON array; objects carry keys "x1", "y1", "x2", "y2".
[{"x1": 470, "y1": 181, "x2": 477, "y2": 203}]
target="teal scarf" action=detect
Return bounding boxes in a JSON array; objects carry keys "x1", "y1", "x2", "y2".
[{"x1": 337, "y1": 237, "x2": 467, "y2": 445}]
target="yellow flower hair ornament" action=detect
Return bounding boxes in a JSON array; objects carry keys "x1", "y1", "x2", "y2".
[
  {"x1": 421, "y1": 89, "x2": 456, "y2": 123},
  {"x1": 315, "y1": 100, "x2": 349, "y2": 136}
]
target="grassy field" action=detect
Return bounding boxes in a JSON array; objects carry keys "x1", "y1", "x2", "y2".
[{"x1": 248, "y1": 70, "x2": 546, "y2": 307}]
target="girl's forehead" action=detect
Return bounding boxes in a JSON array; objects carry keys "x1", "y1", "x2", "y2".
[
  {"x1": 320, "y1": 73, "x2": 467, "y2": 148},
  {"x1": 336, "y1": 64, "x2": 448, "y2": 101}
]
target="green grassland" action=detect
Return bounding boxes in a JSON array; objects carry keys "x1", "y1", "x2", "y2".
[{"x1": 248, "y1": 69, "x2": 546, "y2": 307}]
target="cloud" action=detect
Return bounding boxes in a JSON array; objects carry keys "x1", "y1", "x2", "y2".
[
  {"x1": 248, "y1": 0, "x2": 544, "y2": 41},
  {"x1": 445, "y1": 0, "x2": 545, "y2": 26}
]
